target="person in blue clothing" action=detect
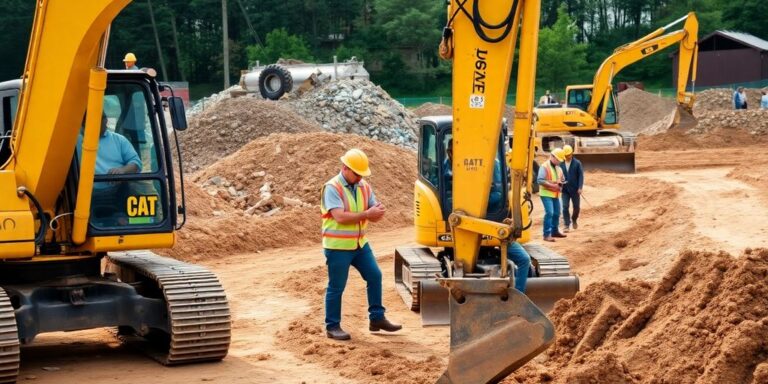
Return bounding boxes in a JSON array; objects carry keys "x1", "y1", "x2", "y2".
[
  {"x1": 761, "y1": 89, "x2": 768, "y2": 110},
  {"x1": 559, "y1": 145, "x2": 584, "y2": 232},
  {"x1": 733, "y1": 87, "x2": 747, "y2": 109},
  {"x1": 442, "y1": 139, "x2": 531, "y2": 293}
]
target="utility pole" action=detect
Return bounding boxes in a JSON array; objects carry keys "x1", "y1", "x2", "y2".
[
  {"x1": 222, "y1": 0, "x2": 230, "y2": 89},
  {"x1": 147, "y1": 0, "x2": 168, "y2": 81}
]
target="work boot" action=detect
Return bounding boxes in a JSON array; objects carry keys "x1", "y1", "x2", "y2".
[
  {"x1": 563, "y1": 226, "x2": 571, "y2": 233},
  {"x1": 326, "y1": 326, "x2": 351, "y2": 341},
  {"x1": 552, "y1": 232, "x2": 567, "y2": 238},
  {"x1": 573, "y1": 221, "x2": 579, "y2": 230},
  {"x1": 543, "y1": 236, "x2": 555, "y2": 242},
  {"x1": 369, "y1": 318, "x2": 402, "y2": 332}
]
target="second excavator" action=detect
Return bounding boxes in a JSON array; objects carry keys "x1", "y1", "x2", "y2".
[{"x1": 534, "y1": 12, "x2": 699, "y2": 172}]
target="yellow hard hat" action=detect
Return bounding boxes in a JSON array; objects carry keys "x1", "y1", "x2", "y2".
[
  {"x1": 340, "y1": 148, "x2": 371, "y2": 176},
  {"x1": 551, "y1": 148, "x2": 566, "y2": 162},
  {"x1": 562, "y1": 145, "x2": 573, "y2": 156},
  {"x1": 123, "y1": 52, "x2": 137, "y2": 62}
]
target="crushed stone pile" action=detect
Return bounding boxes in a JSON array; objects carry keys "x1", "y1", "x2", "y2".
[
  {"x1": 412, "y1": 102, "x2": 451, "y2": 118},
  {"x1": 179, "y1": 98, "x2": 321, "y2": 172},
  {"x1": 617, "y1": 87, "x2": 677, "y2": 135},
  {"x1": 285, "y1": 79, "x2": 417, "y2": 149},
  {"x1": 690, "y1": 110, "x2": 768, "y2": 135},
  {"x1": 166, "y1": 132, "x2": 417, "y2": 260},
  {"x1": 694, "y1": 88, "x2": 764, "y2": 114},
  {"x1": 509, "y1": 248, "x2": 768, "y2": 384}
]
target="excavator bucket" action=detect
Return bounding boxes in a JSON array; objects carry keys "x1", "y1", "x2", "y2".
[
  {"x1": 577, "y1": 152, "x2": 636, "y2": 173},
  {"x1": 436, "y1": 278, "x2": 555, "y2": 384}
]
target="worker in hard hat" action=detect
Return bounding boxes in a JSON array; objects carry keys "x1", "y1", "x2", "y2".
[
  {"x1": 123, "y1": 53, "x2": 138, "y2": 70},
  {"x1": 320, "y1": 148, "x2": 402, "y2": 341},
  {"x1": 537, "y1": 148, "x2": 567, "y2": 242},
  {"x1": 559, "y1": 145, "x2": 584, "y2": 232}
]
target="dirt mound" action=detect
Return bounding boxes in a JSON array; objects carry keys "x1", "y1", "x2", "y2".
[
  {"x1": 511, "y1": 249, "x2": 768, "y2": 384},
  {"x1": 180, "y1": 98, "x2": 321, "y2": 172},
  {"x1": 411, "y1": 102, "x2": 451, "y2": 118},
  {"x1": 166, "y1": 132, "x2": 417, "y2": 260},
  {"x1": 694, "y1": 88, "x2": 765, "y2": 114},
  {"x1": 617, "y1": 88, "x2": 677, "y2": 134},
  {"x1": 637, "y1": 126, "x2": 768, "y2": 151},
  {"x1": 691, "y1": 110, "x2": 768, "y2": 135}
]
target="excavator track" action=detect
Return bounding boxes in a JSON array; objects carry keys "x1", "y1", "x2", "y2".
[
  {"x1": 394, "y1": 247, "x2": 443, "y2": 312},
  {"x1": 0, "y1": 290, "x2": 19, "y2": 384},
  {"x1": 525, "y1": 243, "x2": 573, "y2": 277},
  {"x1": 107, "y1": 251, "x2": 231, "y2": 365}
]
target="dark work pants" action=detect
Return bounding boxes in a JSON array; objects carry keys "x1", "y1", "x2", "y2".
[{"x1": 561, "y1": 190, "x2": 580, "y2": 227}]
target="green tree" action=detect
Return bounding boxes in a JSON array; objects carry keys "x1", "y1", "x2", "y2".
[
  {"x1": 536, "y1": 5, "x2": 589, "y2": 93},
  {"x1": 245, "y1": 28, "x2": 314, "y2": 64},
  {"x1": 722, "y1": 0, "x2": 767, "y2": 39}
]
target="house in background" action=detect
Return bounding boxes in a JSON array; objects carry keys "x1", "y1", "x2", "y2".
[{"x1": 672, "y1": 30, "x2": 768, "y2": 87}]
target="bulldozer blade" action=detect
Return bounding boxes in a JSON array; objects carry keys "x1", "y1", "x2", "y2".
[
  {"x1": 420, "y1": 279, "x2": 450, "y2": 326},
  {"x1": 420, "y1": 275, "x2": 579, "y2": 326},
  {"x1": 436, "y1": 278, "x2": 554, "y2": 384},
  {"x1": 577, "y1": 152, "x2": 635, "y2": 173}
]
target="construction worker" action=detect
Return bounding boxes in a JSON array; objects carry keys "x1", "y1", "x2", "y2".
[
  {"x1": 537, "y1": 148, "x2": 567, "y2": 242},
  {"x1": 559, "y1": 145, "x2": 583, "y2": 232},
  {"x1": 123, "y1": 53, "x2": 138, "y2": 70},
  {"x1": 320, "y1": 148, "x2": 402, "y2": 341},
  {"x1": 538, "y1": 90, "x2": 556, "y2": 105}
]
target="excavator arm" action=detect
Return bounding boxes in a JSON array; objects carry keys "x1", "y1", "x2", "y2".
[
  {"x1": 435, "y1": 1, "x2": 555, "y2": 382},
  {"x1": 587, "y1": 12, "x2": 699, "y2": 117}
]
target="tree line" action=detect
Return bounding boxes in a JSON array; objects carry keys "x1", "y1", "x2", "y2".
[{"x1": 0, "y1": 0, "x2": 764, "y2": 99}]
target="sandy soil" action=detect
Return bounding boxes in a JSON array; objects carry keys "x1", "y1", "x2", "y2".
[{"x1": 16, "y1": 146, "x2": 768, "y2": 383}]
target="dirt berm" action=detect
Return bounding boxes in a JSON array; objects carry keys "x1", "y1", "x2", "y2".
[{"x1": 507, "y1": 249, "x2": 768, "y2": 384}]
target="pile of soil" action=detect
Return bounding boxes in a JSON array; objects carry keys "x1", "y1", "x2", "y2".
[
  {"x1": 510, "y1": 248, "x2": 768, "y2": 384},
  {"x1": 694, "y1": 88, "x2": 765, "y2": 114},
  {"x1": 637, "y1": 126, "x2": 768, "y2": 151},
  {"x1": 179, "y1": 98, "x2": 321, "y2": 172},
  {"x1": 411, "y1": 102, "x2": 451, "y2": 118},
  {"x1": 166, "y1": 132, "x2": 417, "y2": 260},
  {"x1": 617, "y1": 87, "x2": 677, "y2": 134}
]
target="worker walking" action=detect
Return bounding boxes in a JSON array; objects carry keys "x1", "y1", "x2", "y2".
[
  {"x1": 733, "y1": 86, "x2": 747, "y2": 109},
  {"x1": 559, "y1": 145, "x2": 583, "y2": 232},
  {"x1": 320, "y1": 148, "x2": 402, "y2": 341},
  {"x1": 537, "y1": 149, "x2": 567, "y2": 242},
  {"x1": 123, "y1": 53, "x2": 138, "y2": 70}
]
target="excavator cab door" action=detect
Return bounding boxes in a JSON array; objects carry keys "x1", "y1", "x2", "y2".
[
  {"x1": 0, "y1": 80, "x2": 19, "y2": 166},
  {"x1": 566, "y1": 87, "x2": 592, "y2": 111},
  {"x1": 72, "y1": 74, "x2": 180, "y2": 235},
  {"x1": 600, "y1": 86, "x2": 619, "y2": 127}
]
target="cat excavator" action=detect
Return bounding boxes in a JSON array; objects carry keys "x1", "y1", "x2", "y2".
[
  {"x1": 534, "y1": 12, "x2": 699, "y2": 173},
  {"x1": 0, "y1": 1, "x2": 229, "y2": 381},
  {"x1": 394, "y1": 0, "x2": 578, "y2": 382}
]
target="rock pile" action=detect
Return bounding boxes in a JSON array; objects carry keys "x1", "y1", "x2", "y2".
[
  {"x1": 691, "y1": 110, "x2": 768, "y2": 135},
  {"x1": 285, "y1": 79, "x2": 417, "y2": 149},
  {"x1": 694, "y1": 88, "x2": 764, "y2": 114},
  {"x1": 187, "y1": 85, "x2": 245, "y2": 117}
]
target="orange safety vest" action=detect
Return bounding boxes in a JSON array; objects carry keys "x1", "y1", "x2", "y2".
[{"x1": 539, "y1": 161, "x2": 564, "y2": 198}]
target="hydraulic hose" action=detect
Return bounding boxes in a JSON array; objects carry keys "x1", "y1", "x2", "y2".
[{"x1": 17, "y1": 186, "x2": 47, "y2": 247}]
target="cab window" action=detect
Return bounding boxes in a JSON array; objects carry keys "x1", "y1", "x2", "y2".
[{"x1": 419, "y1": 124, "x2": 438, "y2": 187}]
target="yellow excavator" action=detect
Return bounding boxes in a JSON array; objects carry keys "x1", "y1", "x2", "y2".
[
  {"x1": 0, "y1": 1, "x2": 229, "y2": 381},
  {"x1": 394, "y1": 0, "x2": 578, "y2": 382},
  {"x1": 534, "y1": 12, "x2": 699, "y2": 172}
]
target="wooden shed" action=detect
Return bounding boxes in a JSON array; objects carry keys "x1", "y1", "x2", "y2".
[{"x1": 672, "y1": 30, "x2": 768, "y2": 87}]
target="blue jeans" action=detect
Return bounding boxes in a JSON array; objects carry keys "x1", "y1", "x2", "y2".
[
  {"x1": 507, "y1": 242, "x2": 531, "y2": 293},
  {"x1": 561, "y1": 190, "x2": 580, "y2": 227},
  {"x1": 324, "y1": 243, "x2": 385, "y2": 329},
  {"x1": 540, "y1": 196, "x2": 561, "y2": 237}
]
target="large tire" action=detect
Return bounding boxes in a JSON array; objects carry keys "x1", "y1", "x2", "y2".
[
  {"x1": 531, "y1": 160, "x2": 540, "y2": 194},
  {"x1": 258, "y1": 64, "x2": 293, "y2": 100}
]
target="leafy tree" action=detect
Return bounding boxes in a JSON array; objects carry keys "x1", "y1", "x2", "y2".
[
  {"x1": 245, "y1": 28, "x2": 314, "y2": 64},
  {"x1": 536, "y1": 5, "x2": 589, "y2": 93},
  {"x1": 722, "y1": 0, "x2": 767, "y2": 39}
]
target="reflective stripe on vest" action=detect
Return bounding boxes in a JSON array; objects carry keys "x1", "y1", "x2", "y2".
[
  {"x1": 320, "y1": 175, "x2": 371, "y2": 250},
  {"x1": 539, "y1": 162, "x2": 562, "y2": 198}
]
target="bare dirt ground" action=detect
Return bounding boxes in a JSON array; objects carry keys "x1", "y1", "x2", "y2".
[{"x1": 17, "y1": 144, "x2": 768, "y2": 383}]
